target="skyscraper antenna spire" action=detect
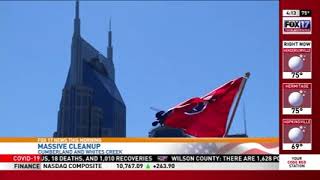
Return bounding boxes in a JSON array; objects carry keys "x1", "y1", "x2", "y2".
[
  {"x1": 108, "y1": 17, "x2": 112, "y2": 47},
  {"x1": 109, "y1": 17, "x2": 112, "y2": 31},
  {"x1": 74, "y1": 0, "x2": 81, "y2": 36},
  {"x1": 107, "y1": 17, "x2": 115, "y2": 81},
  {"x1": 107, "y1": 17, "x2": 113, "y2": 56},
  {"x1": 76, "y1": 0, "x2": 79, "y2": 19}
]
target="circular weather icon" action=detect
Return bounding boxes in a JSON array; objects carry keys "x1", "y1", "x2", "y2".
[
  {"x1": 288, "y1": 91, "x2": 304, "y2": 107},
  {"x1": 288, "y1": 55, "x2": 304, "y2": 72},
  {"x1": 288, "y1": 126, "x2": 306, "y2": 143}
]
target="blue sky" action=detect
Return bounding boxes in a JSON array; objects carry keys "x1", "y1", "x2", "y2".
[{"x1": 0, "y1": 1, "x2": 279, "y2": 137}]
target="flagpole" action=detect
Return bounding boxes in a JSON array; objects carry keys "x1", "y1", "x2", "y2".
[
  {"x1": 224, "y1": 72, "x2": 250, "y2": 137},
  {"x1": 243, "y1": 101, "x2": 247, "y2": 136}
]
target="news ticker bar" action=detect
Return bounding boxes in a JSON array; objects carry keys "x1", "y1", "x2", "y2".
[
  {"x1": 0, "y1": 154, "x2": 279, "y2": 163},
  {"x1": 0, "y1": 155, "x2": 279, "y2": 170},
  {"x1": 1, "y1": 155, "x2": 319, "y2": 170},
  {"x1": 1, "y1": 155, "x2": 320, "y2": 170}
]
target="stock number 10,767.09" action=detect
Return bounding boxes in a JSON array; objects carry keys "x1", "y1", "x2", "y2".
[{"x1": 116, "y1": 163, "x2": 143, "y2": 169}]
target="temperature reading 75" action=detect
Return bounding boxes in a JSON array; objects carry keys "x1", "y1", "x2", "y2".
[
  {"x1": 300, "y1": 10, "x2": 311, "y2": 16},
  {"x1": 291, "y1": 107, "x2": 303, "y2": 114},
  {"x1": 291, "y1": 72, "x2": 303, "y2": 78}
]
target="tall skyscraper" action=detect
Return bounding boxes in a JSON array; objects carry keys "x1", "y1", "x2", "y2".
[{"x1": 54, "y1": 0, "x2": 126, "y2": 137}]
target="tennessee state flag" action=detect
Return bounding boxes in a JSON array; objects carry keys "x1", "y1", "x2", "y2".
[{"x1": 163, "y1": 77, "x2": 244, "y2": 137}]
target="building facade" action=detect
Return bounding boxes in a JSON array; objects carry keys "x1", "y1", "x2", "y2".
[{"x1": 54, "y1": 1, "x2": 126, "y2": 137}]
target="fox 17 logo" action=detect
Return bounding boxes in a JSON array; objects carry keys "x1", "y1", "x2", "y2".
[{"x1": 283, "y1": 17, "x2": 312, "y2": 34}]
